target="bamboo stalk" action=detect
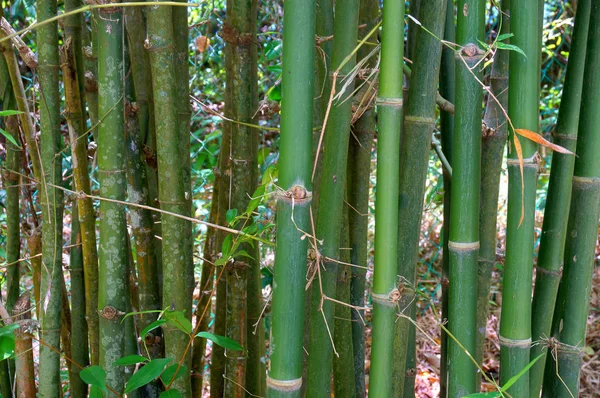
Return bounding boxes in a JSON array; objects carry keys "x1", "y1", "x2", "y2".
[
  {"x1": 447, "y1": 1, "x2": 485, "y2": 396},
  {"x1": 10, "y1": 294, "x2": 35, "y2": 397},
  {"x1": 477, "y1": 0, "x2": 510, "y2": 377},
  {"x1": 61, "y1": 35, "x2": 101, "y2": 367},
  {"x1": 348, "y1": 2, "x2": 378, "y2": 395},
  {"x1": 267, "y1": 1, "x2": 315, "y2": 397},
  {"x1": 146, "y1": 0, "x2": 192, "y2": 392},
  {"x1": 545, "y1": 4, "x2": 600, "y2": 395},
  {"x1": 391, "y1": 2, "x2": 446, "y2": 396},
  {"x1": 333, "y1": 209, "x2": 355, "y2": 397},
  {"x1": 438, "y1": 2, "x2": 455, "y2": 395},
  {"x1": 36, "y1": 0, "x2": 65, "y2": 392},
  {"x1": 97, "y1": 3, "x2": 128, "y2": 394},
  {"x1": 529, "y1": 1, "x2": 590, "y2": 396},
  {"x1": 69, "y1": 205, "x2": 90, "y2": 397},
  {"x1": 306, "y1": 1, "x2": 360, "y2": 395},
  {"x1": 369, "y1": 1, "x2": 403, "y2": 397},
  {"x1": 499, "y1": 0, "x2": 541, "y2": 395}
]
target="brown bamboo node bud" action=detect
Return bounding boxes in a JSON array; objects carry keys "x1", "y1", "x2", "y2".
[
  {"x1": 219, "y1": 22, "x2": 254, "y2": 46},
  {"x1": 278, "y1": 185, "x2": 312, "y2": 204},
  {"x1": 84, "y1": 70, "x2": 98, "y2": 92},
  {"x1": 99, "y1": 305, "x2": 125, "y2": 320},
  {"x1": 460, "y1": 43, "x2": 485, "y2": 58}
]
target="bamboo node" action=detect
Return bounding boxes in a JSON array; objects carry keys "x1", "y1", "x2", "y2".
[
  {"x1": 266, "y1": 376, "x2": 302, "y2": 391},
  {"x1": 220, "y1": 22, "x2": 255, "y2": 46},
  {"x1": 540, "y1": 336, "x2": 582, "y2": 356},
  {"x1": 498, "y1": 335, "x2": 531, "y2": 348},
  {"x1": 535, "y1": 264, "x2": 562, "y2": 277},
  {"x1": 278, "y1": 185, "x2": 312, "y2": 204},
  {"x1": 506, "y1": 153, "x2": 540, "y2": 168},
  {"x1": 448, "y1": 240, "x2": 480, "y2": 251},
  {"x1": 99, "y1": 305, "x2": 125, "y2": 320},
  {"x1": 572, "y1": 175, "x2": 600, "y2": 186},
  {"x1": 375, "y1": 97, "x2": 403, "y2": 108}
]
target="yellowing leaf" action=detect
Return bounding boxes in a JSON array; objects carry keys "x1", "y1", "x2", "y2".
[
  {"x1": 512, "y1": 134, "x2": 525, "y2": 227},
  {"x1": 196, "y1": 36, "x2": 210, "y2": 53},
  {"x1": 514, "y1": 129, "x2": 574, "y2": 155}
]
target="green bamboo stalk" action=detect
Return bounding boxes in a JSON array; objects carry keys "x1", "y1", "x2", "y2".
[
  {"x1": 210, "y1": 128, "x2": 232, "y2": 398},
  {"x1": 477, "y1": 0, "x2": 510, "y2": 377},
  {"x1": 369, "y1": 1, "x2": 404, "y2": 397},
  {"x1": 124, "y1": 4, "x2": 163, "y2": 318},
  {"x1": 221, "y1": 0, "x2": 261, "y2": 395},
  {"x1": 530, "y1": 1, "x2": 590, "y2": 396},
  {"x1": 97, "y1": 4, "x2": 128, "y2": 394},
  {"x1": 37, "y1": 0, "x2": 65, "y2": 392},
  {"x1": 12, "y1": 294, "x2": 36, "y2": 397},
  {"x1": 0, "y1": 47, "x2": 18, "y2": 395},
  {"x1": 1, "y1": 84, "x2": 20, "y2": 316},
  {"x1": 333, "y1": 208, "x2": 355, "y2": 398},
  {"x1": 546, "y1": 5, "x2": 600, "y2": 395},
  {"x1": 191, "y1": 191, "x2": 220, "y2": 394},
  {"x1": 69, "y1": 204, "x2": 90, "y2": 397},
  {"x1": 267, "y1": 1, "x2": 315, "y2": 396},
  {"x1": 407, "y1": 0, "x2": 420, "y2": 61},
  {"x1": 123, "y1": 49, "x2": 161, "y2": 344},
  {"x1": 173, "y1": 0, "x2": 194, "y2": 303},
  {"x1": 447, "y1": 1, "x2": 485, "y2": 396},
  {"x1": 61, "y1": 35, "x2": 101, "y2": 366},
  {"x1": 390, "y1": 2, "x2": 446, "y2": 397},
  {"x1": 438, "y1": 2, "x2": 455, "y2": 395},
  {"x1": 146, "y1": 0, "x2": 192, "y2": 393},
  {"x1": 306, "y1": 1, "x2": 359, "y2": 395},
  {"x1": 499, "y1": 0, "x2": 541, "y2": 395},
  {"x1": 348, "y1": 3, "x2": 378, "y2": 396}
]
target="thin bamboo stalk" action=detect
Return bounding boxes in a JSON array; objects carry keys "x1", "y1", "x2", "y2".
[
  {"x1": 11, "y1": 294, "x2": 35, "y2": 397},
  {"x1": 222, "y1": 0, "x2": 261, "y2": 395},
  {"x1": 37, "y1": 0, "x2": 65, "y2": 392},
  {"x1": 499, "y1": 0, "x2": 541, "y2": 395},
  {"x1": 438, "y1": 2, "x2": 455, "y2": 395},
  {"x1": 369, "y1": 1, "x2": 403, "y2": 397},
  {"x1": 391, "y1": 2, "x2": 446, "y2": 396},
  {"x1": 69, "y1": 205, "x2": 90, "y2": 397},
  {"x1": 477, "y1": 0, "x2": 510, "y2": 377},
  {"x1": 447, "y1": 1, "x2": 485, "y2": 396},
  {"x1": 333, "y1": 209, "x2": 355, "y2": 397},
  {"x1": 306, "y1": 1, "x2": 359, "y2": 394},
  {"x1": 545, "y1": 5, "x2": 600, "y2": 395},
  {"x1": 61, "y1": 35, "x2": 101, "y2": 367},
  {"x1": 529, "y1": 1, "x2": 590, "y2": 396},
  {"x1": 146, "y1": 0, "x2": 192, "y2": 392},
  {"x1": 348, "y1": 3, "x2": 378, "y2": 395},
  {"x1": 97, "y1": 3, "x2": 128, "y2": 394},
  {"x1": 210, "y1": 128, "x2": 231, "y2": 398},
  {"x1": 267, "y1": 1, "x2": 315, "y2": 396}
]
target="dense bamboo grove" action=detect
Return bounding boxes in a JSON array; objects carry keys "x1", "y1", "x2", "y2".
[{"x1": 0, "y1": 1, "x2": 598, "y2": 397}]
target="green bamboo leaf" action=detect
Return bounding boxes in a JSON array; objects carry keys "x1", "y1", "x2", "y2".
[
  {"x1": 114, "y1": 354, "x2": 148, "y2": 366},
  {"x1": 463, "y1": 393, "x2": 501, "y2": 398},
  {"x1": 80, "y1": 365, "x2": 107, "y2": 392},
  {"x1": 501, "y1": 353, "x2": 544, "y2": 392},
  {"x1": 0, "y1": 110, "x2": 23, "y2": 116},
  {"x1": 161, "y1": 363, "x2": 188, "y2": 385},
  {"x1": 0, "y1": 323, "x2": 19, "y2": 337},
  {"x1": 141, "y1": 319, "x2": 168, "y2": 341},
  {"x1": 122, "y1": 309, "x2": 164, "y2": 323},
  {"x1": 233, "y1": 250, "x2": 254, "y2": 260},
  {"x1": 163, "y1": 310, "x2": 193, "y2": 335},
  {"x1": 125, "y1": 358, "x2": 173, "y2": 393},
  {"x1": 222, "y1": 234, "x2": 233, "y2": 258},
  {"x1": 0, "y1": 128, "x2": 20, "y2": 148},
  {"x1": 496, "y1": 42, "x2": 527, "y2": 58},
  {"x1": 160, "y1": 389, "x2": 183, "y2": 398},
  {"x1": 246, "y1": 185, "x2": 265, "y2": 215},
  {"x1": 196, "y1": 331, "x2": 244, "y2": 352},
  {"x1": 0, "y1": 336, "x2": 15, "y2": 360},
  {"x1": 225, "y1": 208, "x2": 238, "y2": 225},
  {"x1": 89, "y1": 385, "x2": 103, "y2": 398},
  {"x1": 214, "y1": 257, "x2": 229, "y2": 267},
  {"x1": 497, "y1": 33, "x2": 514, "y2": 42}
]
